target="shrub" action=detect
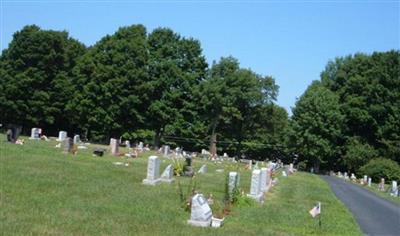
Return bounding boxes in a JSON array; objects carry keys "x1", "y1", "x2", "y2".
[{"x1": 358, "y1": 158, "x2": 400, "y2": 182}]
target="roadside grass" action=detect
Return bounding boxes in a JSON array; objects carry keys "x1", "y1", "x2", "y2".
[
  {"x1": 348, "y1": 181, "x2": 400, "y2": 205},
  {"x1": 0, "y1": 135, "x2": 362, "y2": 235}
]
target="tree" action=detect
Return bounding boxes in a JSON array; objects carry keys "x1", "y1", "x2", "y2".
[
  {"x1": 146, "y1": 28, "x2": 207, "y2": 148},
  {"x1": 321, "y1": 51, "x2": 400, "y2": 163},
  {"x1": 287, "y1": 81, "x2": 344, "y2": 172},
  {"x1": 0, "y1": 25, "x2": 86, "y2": 134},
  {"x1": 68, "y1": 25, "x2": 148, "y2": 141}
]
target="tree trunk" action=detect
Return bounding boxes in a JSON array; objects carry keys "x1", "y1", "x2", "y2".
[
  {"x1": 313, "y1": 160, "x2": 320, "y2": 174},
  {"x1": 153, "y1": 128, "x2": 163, "y2": 149},
  {"x1": 209, "y1": 119, "x2": 218, "y2": 157}
]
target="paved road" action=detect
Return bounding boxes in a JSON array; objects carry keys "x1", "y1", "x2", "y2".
[{"x1": 323, "y1": 176, "x2": 400, "y2": 236}]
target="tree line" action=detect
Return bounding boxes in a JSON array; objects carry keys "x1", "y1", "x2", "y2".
[
  {"x1": 0, "y1": 25, "x2": 287, "y2": 160},
  {"x1": 1, "y1": 25, "x2": 399, "y2": 177}
]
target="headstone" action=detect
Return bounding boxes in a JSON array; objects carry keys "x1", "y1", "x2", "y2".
[
  {"x1": 368, "y1": 177, "x2": 372, "y2": 187},
  {"x1": 6, "y1": 124, "x2": 22, "y2": 143},
  {"x1": 163, "y1": 145, "x2": 170, "y2": 157},
  {"x1": 138, "y1": 141, "x2": 144, "y2": 150},
  {"x1": 58, "y1": 131, "x2": 67, "y2": 142},
  {"x1": 125, "y1": 140, "x2": 131, "y2": 149},
  {"x1": 187, "y1": 193, "x2": 212, "y2": 227},
  {"x1": 142, "y1": 156, "x2": 161, "y2": 185},
  {"x1": 351, "y1": 173, "x2": 356, "y2": 182},
  {"x1": 344, "y1": 172, "x2": 349, "y2": 180},
  {"x1": 289, "y1": 163, "x2": 294, "y2": 173},
  {"x1": 282, "y1": 170, "x2": 288, "y2": 177},
  {"x1": 63, "y1": 138, "x2": 73, "y2": 153},
  {"x1": 363, "y1": 175, "x2": 368, "y2": 185},
  {"x1": 228, "y1": 172, "x2": 240, "y2": 201},
  {"x1": 184, "y1": 156, "x2": 194, "y2": 176},
  {"x1": 378, "y1": 178, "x2": 385, "y2": 191},
  {"x1": 247, "y1": 169, "x2": 263, "y2": 202},
  {"x1": 109, "y1": 138, "x2": 119, "y2": 156},
  {"x1": 391, "y1": 181, "x2": 398, "y2": 196},
  {"x1": 73, "y1": 135, "x2": 80, "y2": 144},
  {"x1": 160, "y1": 164, "x2": 174, "y2": 183},
  {"x1": 198, "y1": 164, "x2": 207, "y2": 174},
  {"x1": 260, "y1": 167, "x2": 268, "y2": 192},
  {"x1": 29, "y1": 128, "x2": 41, "y2": 140}
]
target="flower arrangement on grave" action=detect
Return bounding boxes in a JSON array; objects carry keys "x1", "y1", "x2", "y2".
[{"x1": 172, "y1": 158, "x2": 184, "y2": 176}]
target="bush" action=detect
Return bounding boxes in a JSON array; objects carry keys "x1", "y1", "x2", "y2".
[{"x1": 358, "y1": 158, "x2": 400, "y2": 182}]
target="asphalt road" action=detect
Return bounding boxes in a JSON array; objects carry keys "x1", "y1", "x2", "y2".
[{"x1": 323, "y1": 176, "x2": 400, "y2": 236}]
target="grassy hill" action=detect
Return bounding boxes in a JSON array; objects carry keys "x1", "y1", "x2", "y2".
[{"x1": 0, "y1": 135, "x2": 362, "y2": 235}]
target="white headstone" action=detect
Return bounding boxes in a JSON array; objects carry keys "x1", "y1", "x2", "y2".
[
  {"x1": 163, "y1": 145, "x2": 170, "y2": 157},
  {"x1": 29, "y1": 128, "x2": 41, "y2": 139},
  {"x1": 73, "y1": 135, "x2": 80, "y2": 144},
  {"x1": 368, "y1": 177, "x2": 372, "y2": 187},
  {"x1": 58, "y1": 131, "x2": 67, "y2": 141},
  {"x1": 289, "y1": 163, "x2": 294, "y2": 173},
  {"x1": 282, "y1": 170, "x2": 288, "y2": 177},
  {"x1": 260, "y1": 167, "x2": 268, "y2": 192},
  {"x1": 363, "y1": 175, "x2": 368, "y2": 184},
  {"x1": 391, "y1": 181, "x2": 398, "y2": 196},
  {"x1": 142, "y1": 156, "x2": 161, "y2": 185},
  {"x1": 160, "y1": 164, "x2": 174, "y2": 183},
  {"x1": 247, "y1": 169, "x2": 263, "y2": 202},
  {"x1": 187, "y1": 193, "x2": 212, "y2": 227},
  {"x1": 198, "y1": 164, "x2": 207, "y2": 174},
  {"x1": 228, "y1": 172, "x2": 240, "y2": 201},
  {"x1": 125, "y1": 140, "x2": 131, "y2": 149},
  {"x1": 109, "y1": 138, "x2": 119, "y2": 156},
  {"x1": 138, "y1": 142, "x2": 144, "y2": 150}
]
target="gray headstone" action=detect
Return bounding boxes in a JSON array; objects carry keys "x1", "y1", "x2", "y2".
[
  {"x1": 391, "y1": 181, "x2": 398, "y2": 196},
  {"x1": 368, "y1": 177, "x2": 372, "y2": 187},
  {"x1": 228, "y1": 172, "x2": 240, "y2": 201},
  {"x1": 247, "y1": 169, "x2": 263, "y2": 202},
  {"x1": 142, "y1": 156, "x2": 161, "y2": 185},
  {"x1": 160, "y1": 164, "x2": 174, "y2": 183},
  {"x1": 109, "y1": 138, "x2": 119, "y2": 156},
  {"x1": 29, "y1": 128, "x2": 41, "y2": 139},
  {"x1": 260, "y1": 167, "x2": 268, "y2": 192},
  {"x1": 58, "y1": 131, "x2": 67, "y2": 141},
  {"x1": 63, "y1": 137, "x2": 73, "y2": 153},
  {"x1": 198, "y1": 164, "x2": 207, "y2": 174},
  {"x1": 73, "y1": 135, "x2": 80, "y2": 144},
  {"x1": 187, "y1": 193, "x2": 212, "y2": 227}
]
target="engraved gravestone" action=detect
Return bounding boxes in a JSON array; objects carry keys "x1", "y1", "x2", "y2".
[
  {"x1": 30, "y1": 128, "x2": 41, "y2": 140},
  {"x1": 160, "y1": 164, "x2": 174, "y2": 183},
  {"x1": 142, "y1": 156, "x2": 161, "y2": 185},
  {"x1": 187, "y1": 193, "x2": 212, "y2": 227},
  {"x1": 247, "y1": 169, "x2": 263, "y2": 202}
]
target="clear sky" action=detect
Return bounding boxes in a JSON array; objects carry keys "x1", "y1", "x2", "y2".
[{"x1": 1, "y1": 0, "x2": 399, "y2": 114}]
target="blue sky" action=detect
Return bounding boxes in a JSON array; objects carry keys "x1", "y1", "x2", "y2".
[{"x1": 1, "y1": 1, "x2": 399, "y2": 114}]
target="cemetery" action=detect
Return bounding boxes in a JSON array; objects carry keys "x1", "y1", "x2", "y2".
[{"x1": 0, "y1": 134, "x2": 363, "y2": 235}]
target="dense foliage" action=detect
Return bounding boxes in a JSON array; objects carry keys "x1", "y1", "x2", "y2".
[
  {"x1": 287, "y1": 51, "x2": 400, "y2": 174},
  {"x1": 1, "y1": 25, "x2": 287, "y2": 160},
  {"x1": 358, "y1": 158, "x2": 400, "y2": 182}
]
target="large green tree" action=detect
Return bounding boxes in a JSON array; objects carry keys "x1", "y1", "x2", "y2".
[
  {"x1": 146, "y1": 28, "x2": 207, "y2": 148},
  {"x1": 321, "y1": 51, "x2": 400, "y2": 164},
  {"x1": 68, "y1": 25, "x2": 148, "y2": 141},
  {"x1": 0, "y1": 25, "x2": 86, "y2": 134},
  {"x1": 287, "y1": 81, "x2": 344, "y2": 172}
]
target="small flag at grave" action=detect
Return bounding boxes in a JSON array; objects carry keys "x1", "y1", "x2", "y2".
[{"x1": 309, "y1": 202, "x2": 321, "y2": 218}]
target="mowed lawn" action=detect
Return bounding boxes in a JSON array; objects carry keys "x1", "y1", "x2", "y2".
[{"x1": 0, "y1": 135, "x2": 362, "y2": 236}]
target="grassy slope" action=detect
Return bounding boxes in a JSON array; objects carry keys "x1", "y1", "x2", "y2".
[
  {"x1": 348, "y1": 181, "x2": 400, "y2": 205},
  {"x1": 0, "y1": 135, "x2": 362, "y2": 236}
]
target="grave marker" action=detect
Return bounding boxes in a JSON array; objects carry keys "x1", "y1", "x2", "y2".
[
  {"x1": 57, "y1": 131, "x2": 67, "y2": 142},
  {"x1": 160, "y1": 164, "x2": 174, "y2": 183},
  {"x1": 187, "y1": 193, "x2": 212, "y2": 227},
  {"x1": 198, "y1": 164, "x2": 207, "y2": 174},
  {"x1": 109, "y1": 138, "x2": 119, "y2": 156},
  {"x1": 142, "y1": 156, "x2": 161, "y2": 185},
  {"x1": 247, "y1": 169, "x2": 263, "y2": 202}
]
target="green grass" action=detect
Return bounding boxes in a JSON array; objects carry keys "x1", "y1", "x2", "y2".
[{"x1": 0, "y1": 135, "x2": 362, "y2": 235}]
